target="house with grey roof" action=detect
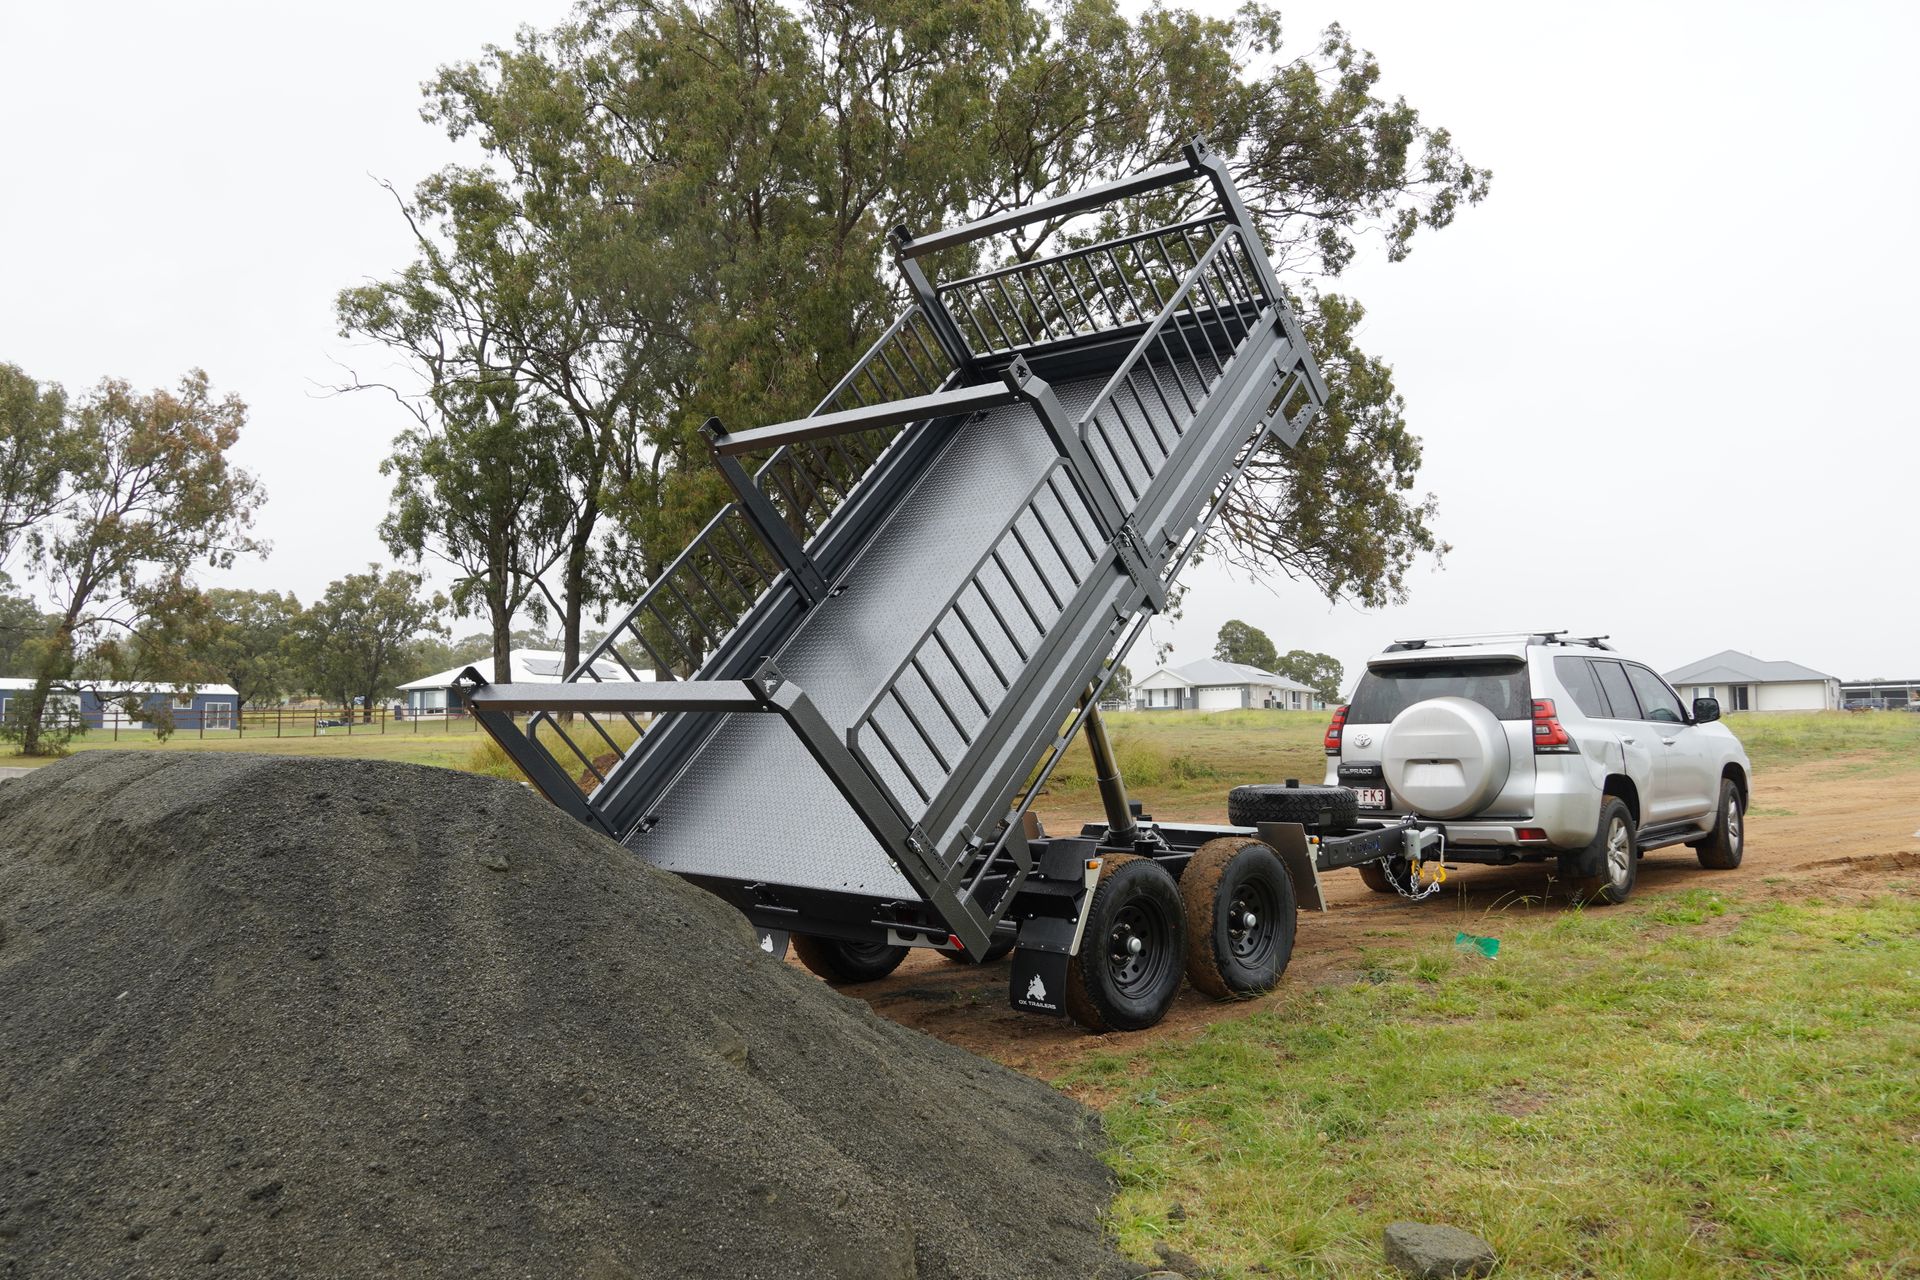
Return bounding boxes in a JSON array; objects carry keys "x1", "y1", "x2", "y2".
[
  {"x1": 1133, "y1": 658, "x2": 1327, "y2": 712},
  {"x1": 1662, "y1": 650, "x2": 1839, "y2": 712}
]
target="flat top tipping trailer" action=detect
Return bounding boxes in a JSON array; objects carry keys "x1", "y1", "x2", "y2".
[{"x1": 463, "y1": 140, "x2": 1353, "y2": 1032}]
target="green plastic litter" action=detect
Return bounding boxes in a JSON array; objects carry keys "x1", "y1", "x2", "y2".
[{"x1": 1454, "y1": 930, "x2": 1500, "y2": 959}]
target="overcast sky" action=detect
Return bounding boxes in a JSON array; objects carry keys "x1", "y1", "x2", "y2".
[{"x1": 3, "y1": 2, "x2": 1915, "y2": 690}]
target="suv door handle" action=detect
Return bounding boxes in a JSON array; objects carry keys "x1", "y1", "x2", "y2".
[
  {"x1": 1660, "y1": 737, "x2": 1677, "y2": 746},
  {"x1": 1620, "y1": 736, "x2": 1636, "y2": 744}
]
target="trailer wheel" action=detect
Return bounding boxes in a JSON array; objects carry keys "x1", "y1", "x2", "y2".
[
  {"x1": 939, "y1": 938, "x2": 1016, "y2": 965},
  {"x1": 1064, "y1": 855, "x2": 1187, "y2": 1033},
  {"x1": 791, "y1": 935, "x2": 910, "y2": 985},
  {"x1": 1181, "y1": 838, "x2": 1297, "y2": 999},
  {"x1": 1226, "y1": 783, "x2": 1359, "y2": 830}
]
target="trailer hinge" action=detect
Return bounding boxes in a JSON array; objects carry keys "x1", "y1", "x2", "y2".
[
  {"x1": 904, "y1": 826, "x2": 940, "y2": 866},
  {"x1": 1112, "y1": 520, "x2": 1169, "y2": 611}
]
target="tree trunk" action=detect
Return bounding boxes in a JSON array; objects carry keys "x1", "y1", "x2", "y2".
[
  {"x1": 490, "y1": 580, "x2": 513, "y2": 685},
  {"x1": 562, "y1": 555, "x2": 584, "y2": 676},
  {"x1": 19, "y1": 621, "x2": 76, "y2": 756}
]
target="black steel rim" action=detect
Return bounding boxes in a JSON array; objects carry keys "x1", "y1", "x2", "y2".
[
  {"x1": 1225, "y1": 872, "x2": 1281, "y2": 967},
  {"x1": 1106, "y1": 898, "x2": 1174, "y2": 999}
]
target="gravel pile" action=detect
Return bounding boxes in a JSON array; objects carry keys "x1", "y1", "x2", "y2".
[{"x1": 0, "y1": 753, "x2": 1131, "y2": 1279}]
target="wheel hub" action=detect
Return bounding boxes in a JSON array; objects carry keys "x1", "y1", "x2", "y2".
[
  {"x1": 1225, "y1": 880, "x2": 1280, "y2": 964},
  {"x1": 1106, "y1": 902, "x2": 1172, "y2": 997}
]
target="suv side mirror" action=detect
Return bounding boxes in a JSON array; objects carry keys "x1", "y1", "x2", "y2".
[{"x1": 1692, "y1": 697, "x2": 1721, "y2": 724}]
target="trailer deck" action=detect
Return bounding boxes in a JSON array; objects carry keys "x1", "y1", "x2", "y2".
[{"x1": 463, "y1": 142, "x2": 1332, "y2": 1028}]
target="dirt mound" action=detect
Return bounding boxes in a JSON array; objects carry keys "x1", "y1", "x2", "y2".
[{"x1": 0, "y1": 753, "x2": 1130, "y2": 1279}]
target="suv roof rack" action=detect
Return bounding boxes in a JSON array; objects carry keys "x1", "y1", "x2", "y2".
[{"x1": 1384, "y1": 631, "x2": 1613, "y2": 653}]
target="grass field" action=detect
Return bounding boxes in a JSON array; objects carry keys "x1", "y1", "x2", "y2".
[
  {"x1": 14, "y1": 707, "x2": 1917, "y2": 797},
  {"x1": 1073, "y1": 887, "x2": 1920, "y2": 1278},
  {"x1": 0, "y1": 726, "x2": 488, "y2": 772}
]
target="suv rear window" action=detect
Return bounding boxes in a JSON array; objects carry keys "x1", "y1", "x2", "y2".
[{"x1": 1348, "y1": 659, "x2": 1530, "y2": 722}]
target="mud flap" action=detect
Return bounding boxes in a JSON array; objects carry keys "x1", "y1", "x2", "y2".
[
  {"x1": 1009, "y1": 948, "x2": 1071, "y2": 1015},
  {"x1": 754, "y1": 927, "x2": 790, "y2": 960}
]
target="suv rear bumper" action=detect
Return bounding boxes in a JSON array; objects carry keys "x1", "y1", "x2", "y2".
[{"x1": 1351, "y1": 761, "x2": 1603, "y2": 859}]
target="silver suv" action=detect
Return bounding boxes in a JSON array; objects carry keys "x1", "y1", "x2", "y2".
[{"x1": 1323, "y1": 632, "x2": 1751, "y2": 904}]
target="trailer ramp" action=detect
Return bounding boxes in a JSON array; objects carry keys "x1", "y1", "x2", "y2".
[{"x1": 464, "y1": 142, "x2": 1327, "y2": 957}]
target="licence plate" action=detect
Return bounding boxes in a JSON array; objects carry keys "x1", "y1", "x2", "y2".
[{"x1": 1356, "y1": 787, "x2": 1387, "y2": 810}]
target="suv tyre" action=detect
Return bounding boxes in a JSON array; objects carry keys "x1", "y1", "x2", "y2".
[
  {"x1": 1691, "y1": 778, "x2": 1744, "y2": 870},
  {"x1": 1566, "y1": 796, "x2": 1637, "y2": 906},
  {"x1": 1356, "y1": 857, "x2": 1417, "y2": 896}
]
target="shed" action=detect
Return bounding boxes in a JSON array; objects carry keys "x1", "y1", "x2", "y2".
[
  {"x1": 1133, "y1": 658, "x2": 1327, "y2": 712},
  {"x1": 0, "y1": 678, "x2": 240, "y2": 730},
  {"x1": 1662, "y1": 650, "x2": 1840, "y2": 712}
]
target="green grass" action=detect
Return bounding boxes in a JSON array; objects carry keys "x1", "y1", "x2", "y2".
[
  {"x1": 1725, "y1": 710, "x2": 1920, "y2": 772},
  {"x1": 2, "y1": 723, "x2": 493, "y2": 772},
  {"x1": 1065, "y1": 891, "x2": 1920, "y2": 1278},
  {"x1": 1039, "y1": 710, "x2": 1330, "y2": 818},
  {"x1": 1029, "y1": 710, "x2": 1920, "y2": 822}
]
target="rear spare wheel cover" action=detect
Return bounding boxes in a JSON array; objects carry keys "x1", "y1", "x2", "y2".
[{"x1": 1380, "y1": 696, "x2": 1512, "y2": 820}]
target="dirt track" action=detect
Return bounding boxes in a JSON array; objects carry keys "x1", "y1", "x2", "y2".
[{"x1": 830, "y1": 755, "x2": 1920, "y2": 1080}]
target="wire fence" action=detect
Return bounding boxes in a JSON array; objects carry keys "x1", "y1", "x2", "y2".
[{"x1": 78, "y1": 706, "x2": 493, "y2": 742}]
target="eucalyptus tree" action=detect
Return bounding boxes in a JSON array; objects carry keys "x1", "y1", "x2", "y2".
[
  {"x1": 353, "y1": 0, "x2": 1486, "y2": 666},
  {"x1": 9, "y1": 371, "x2": 264, "y2": 754}
]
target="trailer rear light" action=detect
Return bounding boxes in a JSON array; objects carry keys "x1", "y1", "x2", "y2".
[
  {"x1": 1323, "y1": 705, "x2": 1349, "y2": 754},
  {"x1": 1532, "y1": 699, "x2": 1574, "y2": 753},
  {"x1": 1516, "y1": 827, "x2": 1548, "y2": 842}
]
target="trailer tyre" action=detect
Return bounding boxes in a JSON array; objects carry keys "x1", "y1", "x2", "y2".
[
  {"x1": 791, "y1": 935, "x2": 910, "y2": 985},
  {"x1": 1065, "y1": 855, "x2": 1188, "y2": 1033},
  {"x1": 1691, "y1": 778, "x2": 1744, "y2": 870},
  {"x1": 1181, "y1": 838, "x2": 1297, "y2": 999},
  {"x1": 1226, "y1": 783, "x2": 1359, "y2": 831}
]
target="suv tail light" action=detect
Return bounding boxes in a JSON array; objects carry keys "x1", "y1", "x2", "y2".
[
  {"x1": 1532, "y1": 699, "x2": 1574, "y2": 753},
  {"x1": 1323, "y1": 705, "x2": 1349, "y2": 754}
]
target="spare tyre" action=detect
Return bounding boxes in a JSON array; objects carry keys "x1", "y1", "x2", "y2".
[
  {"x1": 1381, "y1": 695, "x2": 1511, "y2": 820},
  {"x1": 1227, "y1": 782, "x2": 1358, "y2": 830}
]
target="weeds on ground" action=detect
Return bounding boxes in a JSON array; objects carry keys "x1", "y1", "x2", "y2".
[{"x1": 1066, "y1": 892, "x2": 1920, "y2": 1278}]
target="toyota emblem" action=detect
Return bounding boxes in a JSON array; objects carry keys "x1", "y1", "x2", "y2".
[{"x1": 1351, "y1": 731, "x2": 1373, "y2": 748}]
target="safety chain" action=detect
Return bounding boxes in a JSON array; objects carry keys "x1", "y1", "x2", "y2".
[{"x1": 1388, "y1": 833, "x2": 1448, "y2": 902}]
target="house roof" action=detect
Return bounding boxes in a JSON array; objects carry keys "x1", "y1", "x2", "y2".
[
  {"x1": 1140, "y1": 658, "x2": 1316, "y2": 693},
  {"x1": 397, "y1": 648, "x2": 639, "y2": 691},
  {"x1": 0, "y1": 678, "x2": 238, "y2": 696},
  {"x1": 1663, "y1": 649, "x2": 1836, "y2": 686}
]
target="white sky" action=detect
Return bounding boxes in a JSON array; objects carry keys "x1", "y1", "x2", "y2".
[{"x1": 3, "y1": 2, "x2": 1916, "y2": 690}]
